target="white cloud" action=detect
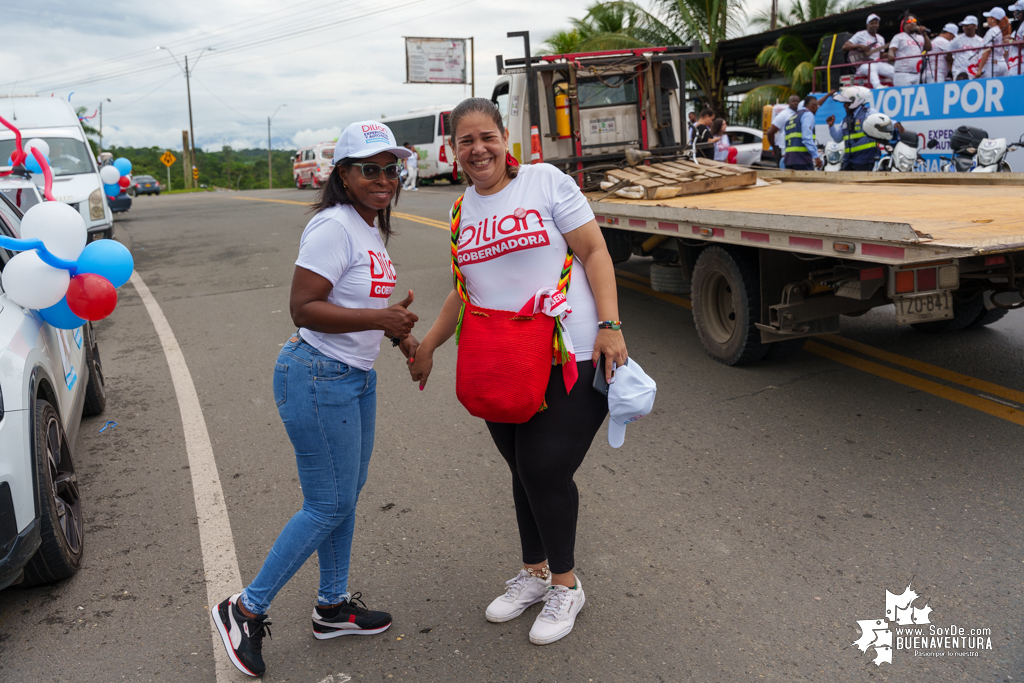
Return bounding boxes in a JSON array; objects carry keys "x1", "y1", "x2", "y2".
[{"x1": 0, "y1": 0, "x2": 597, "y2": 151}]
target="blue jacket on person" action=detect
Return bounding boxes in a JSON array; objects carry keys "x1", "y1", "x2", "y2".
[
  {"x1": 829, "y1": 104, "x2": 880, "y2": 168},
  {"x1": 783, "y1": 107, "x2": 819, "y2": 168}
]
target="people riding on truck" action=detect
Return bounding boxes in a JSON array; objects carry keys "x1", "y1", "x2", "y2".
[
  {"x1": 827, "y1": 86, "x2": 881, "y2": 171},
  {"x1": 887, "y1": 13, "x2": 931, "y2": 85},
  {"x1": 783, "y1": 96, "x2": 822, "y2": 170},
  {"x1": 950, "y1": 16, "x2": 985, "y2": 79},
  {"x1": 844, "y1": 14, "x2": 892, "y2": 88},
  {"x1": 976, "y1": 7, "x2": 1011, "y2": 78},
  {"x1": 924, "y1": 23, "x2": 958, "y2": 82}
]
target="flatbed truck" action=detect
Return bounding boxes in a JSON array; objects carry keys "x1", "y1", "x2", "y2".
[{"x1": 588, "y1": 175, "x2": 1024, "y2": 364}]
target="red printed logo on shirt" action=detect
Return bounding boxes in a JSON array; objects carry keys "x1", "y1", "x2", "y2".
[
  {"x1": 369, "y1": 250, "x2": 396, "y2": 298},
  {"x1": 457, "y1": 208, "x2": 549, "y2": 265}
]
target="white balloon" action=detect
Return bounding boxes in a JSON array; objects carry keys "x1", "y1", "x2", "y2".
[
  {"x1": 99, "y1": 165, "x2": 121, "y2": 185},
  {"x1": 25, "y1": 138, "x2": 50, "y2": 158},
  {"x1": 19, "y1": 201, "x2": 87, "y2": 262},
  {"x1": 1, "y1": 251, "x2": 70, "y2": 309}
]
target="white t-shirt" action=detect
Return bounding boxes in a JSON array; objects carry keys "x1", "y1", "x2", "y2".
[
  {"x1": 980, "y1": 26, "x2": 1005, "y2": 76},
  {"x1": 295, "y1": 203, "x2": 397, "y2": 370},
  {"x1": 890, "y1": 32, "x2": 925, "y2": 74},
  {"x1": 848, "y1": 30, "x2": 885, "y2": 63},
  {"x1": 455, "y1": 163, "x2": 599, "y2": 357},
  {"x1": 714, "y1": 133, "x2": 731, "y2": 162},
  {"x1": 771, "y1": 108, "x2": 795, "y2": 149},
  {"x1": 926, "y1": 35, "x2": 952, "y2": 82},
  {"x1": 950, "y1": 33, "x2": 985, "y2": 76}
]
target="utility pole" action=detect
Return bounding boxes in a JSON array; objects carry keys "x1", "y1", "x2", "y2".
[
  {"x1": 97, "y1": 98, "x2": 110, "y2": 153},
  {"x1": 268, "y1": 104, "x2": 287, "y2": 189},
  {"x1": 182, "y1": 130, "x2": 191, "y2": 190},
  {"x1": 770, "y1": 0, "x2": 778, "y2": 30},
  {"x1": 185, "y1": 55, "x2": 197, "y2": 188},
  {"x1": 470, "y1": 37, "x2": 475, "y2": 97}
]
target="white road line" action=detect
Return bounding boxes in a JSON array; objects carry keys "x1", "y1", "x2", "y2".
[{"x1": 130, "y1": 272, "x2": 243, "y2": 682}]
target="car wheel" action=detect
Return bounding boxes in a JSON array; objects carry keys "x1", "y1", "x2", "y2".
[
  {"x1": 22, "y1": 400, "x2": 84, "y2": 586},
  {"x1": 156, "y1": 191, "x2": 161, "y2": 196},
  {"x1": 82, "y1": 322, "x2": 106, "y2": 417},
  {"x1": 312, "y1": 177, "x2": 320, "y2": 189},
  {"x1": 295, "y1": 177, "x2": 303, "y2": 189}
]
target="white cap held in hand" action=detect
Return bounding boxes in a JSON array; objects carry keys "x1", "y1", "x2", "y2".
[{"x1": 607, "y1": 359, "x2": 657, "y2": 448}]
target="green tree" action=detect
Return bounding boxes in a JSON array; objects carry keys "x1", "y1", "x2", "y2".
[
  {"x1": 540, "y1": 2, "x2": 651, "y2": 54},
  {"x1": 103, "y1": 145, "x2": 296, "y2": 192},
  {"x1": 737, "y1": 33, "x2": 819, "y2": 118},
  {"x1": 749, "y1": 0, "x2": 877, "y2": 31}
]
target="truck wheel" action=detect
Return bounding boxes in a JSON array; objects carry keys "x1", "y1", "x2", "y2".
[
  {"x1": 910, "y1": 294, "x2": 984, "y2": 333},
  {"x1": 82, "y1": 322, "x2": 106, "y2": 417},
  {"x1": 22, "y1": 400, "x2": 84, "y2": 586},
  {"x1": 295, "y1": 177, "x2": 303, "y2": 189},
  {"x1": 970, "y1": 306, "x2": 1009, "y2": 327},
  {"x1": 650, "y1": 263, "x2": 690, "y2": 295},
  {"x1": 691, "y1": 246, "x2": 767, "y2": 365}
]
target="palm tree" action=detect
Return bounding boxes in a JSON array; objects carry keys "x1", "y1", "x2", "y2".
[
  {"x1": 540, "y1": 29, "x2": 587, "y2": 55},
  {"x1": 737, "y1": 33, "x2": 819, "y2": 118},
  {"x1": 749, "y1": 0, "x2": 877, "y2": 32},
  {"x1": 539, "y1": 2, "x2": 651, "y2": 54}
]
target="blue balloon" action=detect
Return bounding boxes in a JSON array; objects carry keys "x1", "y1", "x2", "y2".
[
  {"x1": 75, "y1": 238, "x2": 134, "y2": 288},
  {"x1": 113, "y1": 157, "x2": 132, "y2": 176},
  {"x1": 103, "y1": 183, "x2": 121, "y2": 197},
  {"x1": 39, "y1": 297, "x2": 86, "y2": 330},
  {"x1": 6, "y1": 154, "x2": 50, "y2": 173}
]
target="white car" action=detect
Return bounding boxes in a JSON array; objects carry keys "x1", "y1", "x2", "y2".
[
  {"x1": 0, "y1": 191, "x2": 106, "y2": 590},
  {"x1": 0, "y1": 173, "x2": 44, "y2": 214},
  {"x1": 722, "y1": 126, "x2": 765, "y2": 166}
]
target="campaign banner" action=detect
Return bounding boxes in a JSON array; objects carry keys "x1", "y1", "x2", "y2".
[
  {"x1": 405, "y1": 37, "x2": 467, "y2": 85},
  {"x1": 813, "y1": 75, "x2": 1024, "y2": 170}
]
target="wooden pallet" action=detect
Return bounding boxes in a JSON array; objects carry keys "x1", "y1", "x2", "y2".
[{"x1": 604, "y1": 160, "x2": 757, "y2": 200}]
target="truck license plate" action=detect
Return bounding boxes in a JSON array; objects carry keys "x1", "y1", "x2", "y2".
[{"x1": 894, "y1": 291, "x2": 953, "y2": 324}]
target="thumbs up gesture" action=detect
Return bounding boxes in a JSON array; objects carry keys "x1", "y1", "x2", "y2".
[{"x1": 379, "y1": 289, "x2": 418, "y2": 339}]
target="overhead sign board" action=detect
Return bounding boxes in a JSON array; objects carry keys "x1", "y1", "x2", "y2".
[
  {"x1": 405, "y1": 37, "x2": 467, "y2": 84},
  {"x1": 160, "y1": 150, "x2": 177, "y2": 167}
]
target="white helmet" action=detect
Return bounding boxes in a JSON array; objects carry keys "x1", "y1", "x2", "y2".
[
  {"x1": 834, "y1": 86, "x2": 872, "y2": 110},
  {"x1": 863, "y1": 113, "x2": 894, "y2": 140}
]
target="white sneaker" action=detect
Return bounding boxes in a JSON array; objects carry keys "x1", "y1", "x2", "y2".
[
  {"x1": 529, "y1": 579, "x2": 585, "y2": 645},
  {"x1": 485, "y1": 569, "x2": 550, "y2": 623}
]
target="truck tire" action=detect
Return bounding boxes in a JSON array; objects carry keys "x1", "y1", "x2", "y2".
[
  {"x1": 910, "y1": 293, "x2": 984, "y2": 333},
  {"x1": 82, "y1": 322, "x2": 106, "y2": 417},
  {"x1": 691, "y1": 246, "x2": 767, "y2": 365},
  {"x1": 970, "y1": 306, "x2": 1009, "y2": 327},
  {"x1": 650, "y1": 263, "x2": 691, "y2": 295},
  {"x1": 22, "y1": 400, "x2": 84, "y2": 586}
]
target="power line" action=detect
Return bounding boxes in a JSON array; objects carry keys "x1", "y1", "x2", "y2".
[{"x1": 190, "y1": 75, "x2": 258, "y2": 123}]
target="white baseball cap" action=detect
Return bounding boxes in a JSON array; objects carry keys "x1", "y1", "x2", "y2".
[
  {"x1": 606, "y1": 359, "x2": 657, "y2": 448},
  {"x1": 961, "y1": 14, "x2": 979, "y2": 25},
  {"x1": 1010, "y1": 2, "x2": 1024, "y2": 11},
  {"x1": 983, "y1": 7, "x2": 1007, "y2": 19},
  {"x1": 866, "y1": 13, "x2": 880, "y2": 23},
  {"x1": 332, "y1": 120, "x2": 413, "y2": 165},
  {"x1": 943, "y1": 23, "x2": 960, "y2": 34}
]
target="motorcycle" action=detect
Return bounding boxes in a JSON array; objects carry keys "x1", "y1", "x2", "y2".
[
  {"x1": 927, "y1": 125, "x2": 989, "y2": 173},
  {"x1": 875, "y1": 130, "x2": 922, "y2": 173},
  {"x1": 820, "y1": 141, "x2": 845, "y2": 172},
  {"x1": 970, "y1": 134, "x2": 1022, "y2": 173}
]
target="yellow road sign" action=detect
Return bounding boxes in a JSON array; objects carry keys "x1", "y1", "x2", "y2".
[
  {"x1": 160, "y1": 150, "x2": 177, "y2": 167},
  {"x1": 192, "y1": 167, "x2": 199, "y2": 180}
]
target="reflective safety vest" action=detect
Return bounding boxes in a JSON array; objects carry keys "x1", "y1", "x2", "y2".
[
  {"x1": 783, "y1": 111, "x2": 813, "y2": 167},
  {"x1": 841, "y1": 107, "x2": 879, "y2": 167}
]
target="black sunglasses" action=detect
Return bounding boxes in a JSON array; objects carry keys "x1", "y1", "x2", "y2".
[{"x1": 345, "y1": 162, "x2": 402, "y2": 180}]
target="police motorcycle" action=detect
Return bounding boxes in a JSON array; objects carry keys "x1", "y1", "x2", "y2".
[
  {"x1": 862, "y1": 113, "x2": 923, "y2": 172},
  {"x1": 927, "y1": 125, "x2": 987, "y2": 172},
  {"x1": 970, "y1": 133, "x2": 1022, "y2": 173},
  {"x1": 820, "y1": 141, "x2": 845, "y2": 172}
]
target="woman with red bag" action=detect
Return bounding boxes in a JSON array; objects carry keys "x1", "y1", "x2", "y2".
[{"x1": 408, "y1": 98, "x2": 627, "y2": 645}]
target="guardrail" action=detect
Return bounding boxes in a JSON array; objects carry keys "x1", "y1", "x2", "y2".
[{"x1": 812, "y1": 40, "x2": 1024, "y2": 92}]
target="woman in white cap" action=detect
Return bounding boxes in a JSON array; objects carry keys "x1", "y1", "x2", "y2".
[
  {"x1": 924, "y1": 23, "x2": 958, "y2": 82},
  {"x1": 210, "y1": 121, "x2": 418, "y2": 678},
  {"x1": 950, "y1": 16, "x2": 985, "y2": 79},
  {"x1": 977, "y1": 7, "x2": 1011, "y2": 77},
  {"x1": 409, "y1": 97, "x2": 627, "y2": 646}
]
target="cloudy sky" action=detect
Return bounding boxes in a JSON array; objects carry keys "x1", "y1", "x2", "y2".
[{"x1": 0, "y1": 0, "x2": 600, "y2": 152}]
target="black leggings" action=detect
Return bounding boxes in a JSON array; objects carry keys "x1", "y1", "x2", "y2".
[{"x1": 485, "y1": 360, "x2": 608, "y2": 574}]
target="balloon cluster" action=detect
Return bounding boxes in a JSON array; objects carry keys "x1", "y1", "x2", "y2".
[
  {"x1": 99, "y1": 157, "x2": 132, "y2": 200},
  {"x1": 0, "y1": 115, "x2": 133, "y2": 329}
]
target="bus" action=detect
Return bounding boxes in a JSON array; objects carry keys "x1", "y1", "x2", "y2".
[{"x1": 380, "y1": 106, "x2": 456, "y2": 183}]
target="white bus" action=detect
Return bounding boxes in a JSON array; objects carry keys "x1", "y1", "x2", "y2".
[{"x1": 380, "y1": 106, "x2": 456, "y2": 183}]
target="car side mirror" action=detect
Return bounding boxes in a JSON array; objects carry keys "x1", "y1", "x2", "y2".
[{"x1": 927, "y1": 139, "x2": 938, "y2": 149}]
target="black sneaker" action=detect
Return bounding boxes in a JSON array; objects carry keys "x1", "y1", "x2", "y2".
[
  {"x1": 311, "y1": 592, "x2": 392, "y2": 639},
  {"x1": 211, "y1": 593, "x2": 272, "y2": 677}
]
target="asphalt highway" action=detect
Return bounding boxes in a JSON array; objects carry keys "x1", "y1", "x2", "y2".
[{"x1": 0, "y1": 184, "x2": 1021, "y2": 682}]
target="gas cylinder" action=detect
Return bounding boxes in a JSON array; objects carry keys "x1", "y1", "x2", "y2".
[{"x1": 555, "y1": 92, "x2": 571, "y2": 138}]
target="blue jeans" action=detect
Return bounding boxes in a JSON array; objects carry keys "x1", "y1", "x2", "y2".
[{"x1": 240, "y1": 334, "x2": 377, "y2": 614}]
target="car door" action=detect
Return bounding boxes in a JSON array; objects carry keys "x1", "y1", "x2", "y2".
[
  {"x1": 728, "y1": 130, "x2": 762, "y2": 166},
  {"x1": 0, "y1": 198, "x2": 85, "y2": 435}
]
